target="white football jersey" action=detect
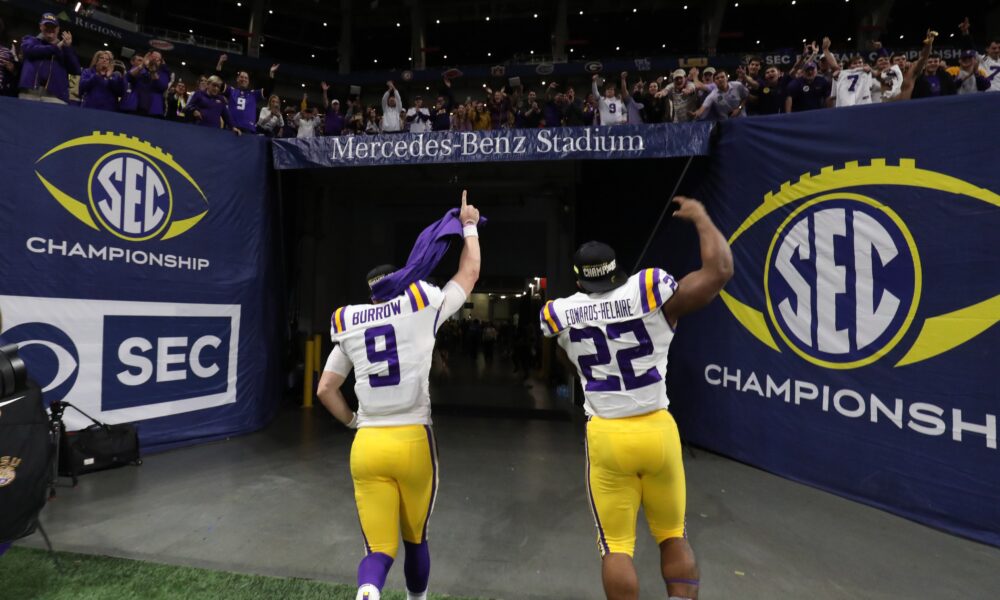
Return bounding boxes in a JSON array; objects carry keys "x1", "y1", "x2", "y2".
[
  {"x1": 598, "y1": 97, "x2": 627, "y2": 125},
  {"x1": 980, "y1": 54, "x2": 1000, "y2": 92},
  {"x1": 541, "y1": 269, "x2": 678, "y2": 419},
  {"x1": 328, "y1": 280, "x2": 465, "y2": 427},
  {"x1": 832, "y1": 67, "x2": 877, "y2": 107}
]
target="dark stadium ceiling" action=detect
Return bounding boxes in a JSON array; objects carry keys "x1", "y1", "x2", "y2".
[{"x1": 102, "y1": 0, "x2": 1000, "y2": 68}]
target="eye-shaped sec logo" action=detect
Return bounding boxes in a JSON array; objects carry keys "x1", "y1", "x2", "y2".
[
  {"x1": 720, "y1": 159, "x2": 1000, "y2": 369},
  {"x1": 35, "y1": 132, "x2": 209, "y2": 242}
]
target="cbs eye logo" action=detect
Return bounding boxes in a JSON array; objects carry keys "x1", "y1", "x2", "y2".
[
  {"x1": 35, "y1": 132, "x2": 209, "y2": 242},
  {"x1": 721, "y1": 159, "x2": 1000, "y2": 369}
]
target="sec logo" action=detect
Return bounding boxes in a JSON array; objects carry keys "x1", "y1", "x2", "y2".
[
  {"x1": 35, "y1": 132, "x2": 209, "y2": 242},
  {"x1": 720, "y1": 159, "x2": 1000, "y2": 369}
]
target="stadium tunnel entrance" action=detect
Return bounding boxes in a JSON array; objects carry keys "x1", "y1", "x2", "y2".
[{"x1": 278, "y1": 156, "x2": 706, "y2": 418}]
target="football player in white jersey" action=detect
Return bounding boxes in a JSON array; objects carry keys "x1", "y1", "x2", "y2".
[
  {"x1": 959, "y1": 17, "x2": 1000, "y2": 92},
  {"x1": 592, "y1": 73, "x2": 627, "y2": 125},
  {"x1": 541, "y1": 196, "x2": 732, "y2": 600},
  {"x1": 317, "y1": 192, "x2": 481, "y2": 600}
]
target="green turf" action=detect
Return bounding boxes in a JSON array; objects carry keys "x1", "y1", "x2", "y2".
[{"x1": 0, "y1": 546, "x2": 492, "y2": 600}]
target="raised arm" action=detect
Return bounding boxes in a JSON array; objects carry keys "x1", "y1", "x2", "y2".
[
  {"x1": 620, "y1": 72, "x2": 631, "y2": 100},
  {"x1": 449, "y1": 190, "x2": 482, "y2": 296},
  {"x1": 821, "y1": 37, "x2": 841, "y2": 77},
  {"x1": 662, "y1": 196, "x2": 734, "y2": 325}
]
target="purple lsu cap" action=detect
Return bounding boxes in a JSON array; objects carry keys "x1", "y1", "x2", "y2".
[
  {"x1": 804, "y1": 61, "x2": 818, "y2": 70},
  {"x1": 40, "y1": 12, "x2": 59, "y2": 26}
]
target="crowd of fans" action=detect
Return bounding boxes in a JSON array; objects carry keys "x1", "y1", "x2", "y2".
[{"x1": 3, "y1": 12, "x2": 997, "y2": 138}]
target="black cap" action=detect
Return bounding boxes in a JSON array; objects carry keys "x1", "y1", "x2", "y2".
[
  {"x1": 366, "y1": 264, "x2": 397, "y2": 291},
  {"x1": 573, "y1": 242, "x2": 629, "y2": 293}
]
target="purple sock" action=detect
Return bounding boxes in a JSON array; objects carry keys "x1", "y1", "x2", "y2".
[
  {"x1": 403, "y1": 540, "x2": 431, "y2": 593},
  {"x1": 0, "y1": 542, "x2": 11, "y2": 557},
  {"x1": 357, "y1": 552, "x2": 394, "y2": 589}
]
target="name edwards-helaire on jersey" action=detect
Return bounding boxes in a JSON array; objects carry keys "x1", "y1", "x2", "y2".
[{"x1": 329, "y1": 129, "x2": 646, "y2": 161}]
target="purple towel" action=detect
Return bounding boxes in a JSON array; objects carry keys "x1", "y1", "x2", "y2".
[{"x1": 371, "y1": 207, "x2": 486, "y2": 302}]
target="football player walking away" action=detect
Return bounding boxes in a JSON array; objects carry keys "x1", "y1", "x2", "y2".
[
  {"x1": 541, "y1": 196, "x2": 733, "y2": 600},
  {"x1": 317, "y1": 192, "x2": 481, "y2": 600}
]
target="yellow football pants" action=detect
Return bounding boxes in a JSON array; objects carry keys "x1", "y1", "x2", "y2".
[
  {"x1": 351, "y1": 425, "x2": 438, "y2": 559},
  {"x1": 585, "y1": 409, "x2": 687, "y2": 557}
]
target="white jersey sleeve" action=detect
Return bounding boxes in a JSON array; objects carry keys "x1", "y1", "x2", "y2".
[
  {"x1": 329, "y1": 280, "x2": 445, "y2": 427},
  {"x1": 324, "y1": 344, "x2": 352, "y2": 376},
  {"x1": 541, "y1": 269, "x2": 679, "y2": 419}
]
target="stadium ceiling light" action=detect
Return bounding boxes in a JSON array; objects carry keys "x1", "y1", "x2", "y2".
[
  {"x1": 488, "y1": 52, "x2": 492, "y2": 56},
  {"x1": 396, "y1": 22, "x2": 401, "y2": 27},
  {"x1": 444, "y1": 54, "x2": 448, "y2": 59},
  {"x1": 899, "y1": 34, "x2": 904, "y2": 39},
  {"x1": 616, "y1": 46, "x2": 620, "y2": 50},
  {"x1": 791, "y1": 0, "x2": 796, "y2": 4},
  {"x1": 662, "y1": 43, "x2": 666, "y2": 48},
  {"x1": 633, "y1": 8, "x2": 637, "y2": 13},
  {"x1": 323, "y1": 22, "x2": 328, "y2": 26},
  {"x1": 236, "y1": 1, "x2": 241, "y2": 6},
  {"x1": 949, "y1": 33, "x2": 955, "y2": 38},
  {"x1": 579, "y1": 10, "x2": 584, "y2": 15},
  {"x1": 268, "y1": 9, "x2": 273, "y2": 14},
  {"x1": 311, "y1": 53, "x2": 315, "y2": 58},
  {"x1": 426, "y1": 86, "x2": 430, "y2": 90},
  {"x1": 435, "y1": 19, "x2": 441, "y2": 24},
  {"x1": 756, "y1": 39, "x2": 761, "y2": 44},
  {"x1": 533, "y1": 13, "x2": 538, "y2": 18},
  {"x1": 541, "y1": 80, "x2": 546, "y2": 85},
  {"x1": 734, "y1": 2, "x2": 739, "y2": 6},
  {"x1": 530, "y1": 50, "x2": 534, "y2": 54},
  {"x1": 74, "y1": 1, "x2": 81, "y2": 11},
  {"x1": 374, "y1": 58, "x2": 378, "y2": 63},
  {"x1": 409, "y1": 56, "x2": 412, "y2": 60},
  {"x1": 103, "y1": 42, "x2": 108, "y2": 47},
  {"x1": 683, "y1": 5, "x2": 688, "y2": 9},
  {"x1": 189, "y1": 29, "x2": 194, "y2": 33},
  {"x1": 181, "y1": 61, "x2": 186, "y2": 66},
  {"x1": 569, "y1": 48, "x2": 574, "y2": 53},
  {"x1": 231, "y1": 37, "x2": 236, "y2": 41},
  {"x1": 301, "y1": 83, "x2": 305, "y2": 87},
  {"x1": 485, "y1": 16, "x2": 490, "y2": 21},
  {"x1": 847, "y1": 36, "x2": 852, "y2": 41}
]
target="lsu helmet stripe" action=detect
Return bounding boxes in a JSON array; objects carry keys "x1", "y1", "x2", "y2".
[
  {"x1": 405, "y1": 286, "x2": 419, "y2": 311},
  {"x1": 410, "y1": 283, "x2": 426, "y2": 310},
  {"x1": 543, "y1": 302, "x2": 560, "y2": 334}
]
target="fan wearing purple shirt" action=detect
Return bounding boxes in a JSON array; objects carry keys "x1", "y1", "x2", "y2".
[
  {"x1": 215, "y1": 53, "x2": 279, "y2": 134},
  {"x1": 784, "y1": 62, "x2": 831, "y2": 112},
  {"x1": 912, "y1": 53, "x2": 958, "y2": 99},
  {"x1": 184, "y1": 75, "x2": 242, "y2": 135},
  {"x1": 753, "y1": 66, "x2": 792, "y2": 114},
  {"x1": 79, "y1": 49, "x2": 123, "y2": 111}
]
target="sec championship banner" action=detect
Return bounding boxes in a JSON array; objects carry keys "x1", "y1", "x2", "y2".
[
  {"x1": 661, "y1": 93, "x2": 1000, "y2": 547},
  {"x1": 272, "y1": 122, "x2": 714, "y2": 169},
  {"x1": 0, "y1": 98, "x2": 281, "y2": 453}
]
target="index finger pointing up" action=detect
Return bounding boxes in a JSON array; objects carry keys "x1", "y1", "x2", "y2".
[{"x1": 461, "y1": 189, "x2": 468, "y2": 208}]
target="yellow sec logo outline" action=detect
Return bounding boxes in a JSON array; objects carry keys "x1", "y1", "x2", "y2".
[
  {"x1": 86, "y1": 148, "x2": 175, "y2": 243},
  {"x1": 719, "y1": 158, "x2": 1000, "y2": 369},
  {"x1": 35, "y1": 132, "x2": 209, "y2": 243},
  {"x1": 762, "y1": 192, "x2": 922, "y2": 370}
]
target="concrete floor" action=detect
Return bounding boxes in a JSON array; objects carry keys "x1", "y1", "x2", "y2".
[{"x1": 14, "y1": 400, "x2": 1000, "y2": 600}]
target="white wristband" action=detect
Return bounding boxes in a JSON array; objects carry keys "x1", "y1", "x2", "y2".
[
  {"x1": 347, "y1": 412, "x2": 358, "y2": 429},
  {"x1": 462, "y1": 224, "x2": 479, "y2": 238}
]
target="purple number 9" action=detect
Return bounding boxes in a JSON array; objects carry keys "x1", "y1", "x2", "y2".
[{"x1": 365, "y1": 324, "x2": 401, "y2": 387}]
